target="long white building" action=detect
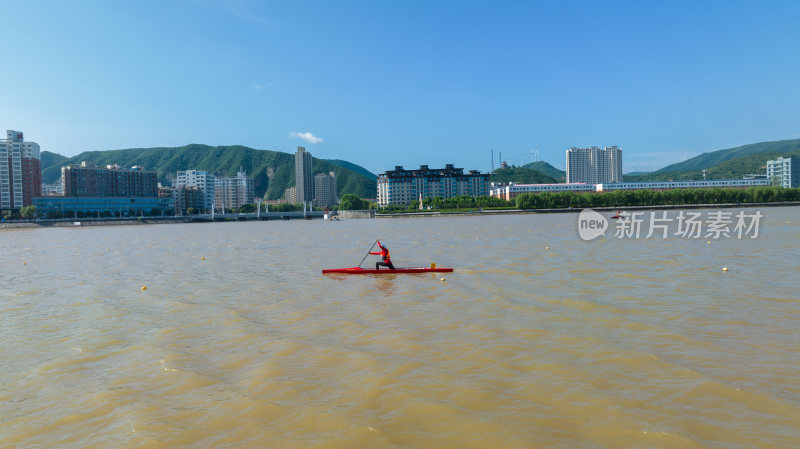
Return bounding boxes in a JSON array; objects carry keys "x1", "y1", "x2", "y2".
[
  {"x1": 566, "y1": 146, "x2": 622, "y2": 184},
  {"x1": 490, "y1": 179, "x2": 771, "y2": 201}
]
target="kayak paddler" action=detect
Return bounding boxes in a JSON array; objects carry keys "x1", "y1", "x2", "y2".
[{"x1": 370, "y1": 240, "x2": 395, "y2": 270}]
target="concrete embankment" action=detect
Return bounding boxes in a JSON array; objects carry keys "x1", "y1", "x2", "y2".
[{"x1": 336, "y1": 210, "x2": 375, "y2": 219}]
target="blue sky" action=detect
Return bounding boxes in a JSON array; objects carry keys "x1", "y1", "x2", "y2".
[{"x1": 2, "y1": 0, "x2": 799, "y2": 174}]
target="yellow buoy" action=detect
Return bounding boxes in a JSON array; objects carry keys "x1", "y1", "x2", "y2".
[
  {"x1": 22, "y1": 261, "x2": 27, "y2": 265},
  {"x1": 141, "y1": 286, "x2": 148, "y2": 290},
  {"x1": 440, "y1": 277, "x2": 446, "y2": 282},
  {"x1": 201, "y1": 257, "x2": 205, "y2": 261},
  {"x1": 546, "y1": 245, "x2": 550, "y2": 250},
  {"x1": 707, "y1": 241, "x2": 711, "y2": 245},
  {"x1": 722, "y1": 267, "x2": 728, "y2": 272}
]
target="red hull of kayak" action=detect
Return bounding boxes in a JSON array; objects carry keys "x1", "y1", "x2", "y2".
[{"x1": 322, "y1": 267, "x2": 453, "y2": 274}]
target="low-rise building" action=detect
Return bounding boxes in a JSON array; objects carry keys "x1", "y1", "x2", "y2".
[
  {"x1": 490, "y1": 179, "x2": 771, "y2": 201},
  {"x1": 284, "y1": 186, "x2": 296, "y2": 204},
  {"x1": 33, "y1": 196, "x2": 173, "y2": 218}
]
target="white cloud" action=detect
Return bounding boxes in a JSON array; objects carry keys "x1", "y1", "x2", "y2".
[
  {"x1": 290, "y1": 131, "x2": 324, "y2": 145},
  {"x1": 253, "y1": 83, "x2": 263, "y2": 90}
]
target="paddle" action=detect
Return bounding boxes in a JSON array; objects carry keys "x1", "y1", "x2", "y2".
[{"x1": 357, "y1": 239, "x2": 379, "y2": 268}]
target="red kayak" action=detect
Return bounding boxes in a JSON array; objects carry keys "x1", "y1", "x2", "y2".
[{"x1": 323, "y1": 266, "x2": 454, "y2": 274}]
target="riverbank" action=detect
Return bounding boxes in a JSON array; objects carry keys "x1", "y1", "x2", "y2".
[
  {"x1": 4, "y1": 201, "x2": 799, "y2": 228},
  {"x1": 376, "y1": 201, "x2": 800, "y2": 218},
  {"x1": 0, "y1": 213, "x2": 324, "y2": 229}
]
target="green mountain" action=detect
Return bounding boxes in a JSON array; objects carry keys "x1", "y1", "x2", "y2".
[
  {"x1": 625, "y1": 138, "x2": 800, "y2": 182},
  {"x1": 40, "y1": 145, "x2": 377, "y2": 200},
  {"x1": 654, "y1": 138, "x2": 800, "y2": 173},
  {"x1": 490, "y1": 167, "x2": 557, "y2": 184},
  {"x1": 40, "y1": 151, "x2": 69, "y2": 170},
  {"x1": 521, "y1": 161, "x2": 566, "y2": 181},
  {"x1": 625, "y1": 147, "x2": 800, "y2": 182}
]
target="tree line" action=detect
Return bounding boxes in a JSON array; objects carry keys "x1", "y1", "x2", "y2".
[
  {"x1": 515, "y1": 186, "x2": 800, "y2": 209},
  {"x1": 7, "y1": 187, "x2": 800, "y2": 220}
]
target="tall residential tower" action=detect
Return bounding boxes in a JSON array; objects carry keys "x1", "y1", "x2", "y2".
[
  {"x1": 566, "y1": 146, "x2": 623, "y2": 184},
  {"x1": 1, "y1": 130, "x2": 41, "y2": 209},
  {"x1": 295, "y1": 146, "x2": 313, "y2": 204}
]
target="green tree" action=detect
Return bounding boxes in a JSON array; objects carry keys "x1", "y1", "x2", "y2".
[
  {"x1": 339, "y1": 194, "x2": 368, "y2": 210},
  {"x1": 238, "y1": 203, "x2": 257, "y2": 213},
  {"x1": 20, "y1": 205, "x2": 36, "y2": 219}
]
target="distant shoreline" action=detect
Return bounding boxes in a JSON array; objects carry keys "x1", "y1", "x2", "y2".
[
  {"x1": 376, "y1": 201, "x2": 800, "y2": 218},
  {"x1": 2, "y1": 201, "x2": 799, "y2": 229}
]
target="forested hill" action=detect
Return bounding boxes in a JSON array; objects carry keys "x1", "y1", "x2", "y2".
[
  {"x1": 521, "y1": 161, "x2": 565, "y2": 181},
  {"x1": 39, "y1": 144, "x2": 377, "y2": 200},
  {"x1": 654, "y1": 138, "x2": 800, "y2": 173},
  {"x1": 490, "y1": 167, "x2": 557, "y2": 184}
]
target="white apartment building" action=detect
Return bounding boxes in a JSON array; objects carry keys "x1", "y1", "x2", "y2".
[
  {"x1": 377, "y1": 164, "x2": 490, "y2": 206},
  {"x1": 566, "y1": 146, "x2": 623, "y2": 184},
  {"x1": 284, "y1": 186, "x2": 296, "y2": 204},
  {"x1": 174, "y1": 170, "x2": 215, "y2": 211},
  {"x1": 215, "y1": 169, "x2": 254, "y2": 210},
  {"x1": 766, "y1": 156, "x2": 799, "y2": 188},
  {"x1": 1, "y1": 130, "x2": 41, "y2": 209},
  {"x1": 314, "y1": 171, "x2": 337, "y2": 207}
]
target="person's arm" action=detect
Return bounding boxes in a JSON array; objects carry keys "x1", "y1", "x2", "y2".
[{"x1": 369, "y1": 240, "x2": 383, "y2": 255}]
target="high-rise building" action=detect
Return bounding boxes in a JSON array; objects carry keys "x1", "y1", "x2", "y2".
[
  {"x1": 174, "y1": 170, "x2": 215, "y2": 211},
  {"x1": 766, "y1": 156, "x2": 800, "y2": 188},
  {"x1": 294, "y1": 146, "x2": 313, "y2": 204},
  {"x1": 605, "y1": 146, "x2": 623, "y2": 183},
  {"x1": 566, "y1": 146, "x2": 623, "y2": 184},
  {"x1": 314, "y1": 171, "x2": 337, "y2": 207},
  {"x1": 215, "y1": 169, "x2": 254, "y2": 210},
  {"x1": 61, "y1": 162, "x2": 158, "y2": 197},
  {"x1": 377, "y1": 164, "x2": 490, "y2": 206},
  {"x1": 1, "y1": 130, "x2": 41, "y2": 209}
]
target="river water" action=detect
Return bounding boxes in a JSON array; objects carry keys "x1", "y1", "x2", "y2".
[{"x1": 1, "y1": 208, "x2": 799, "y2": 448}]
